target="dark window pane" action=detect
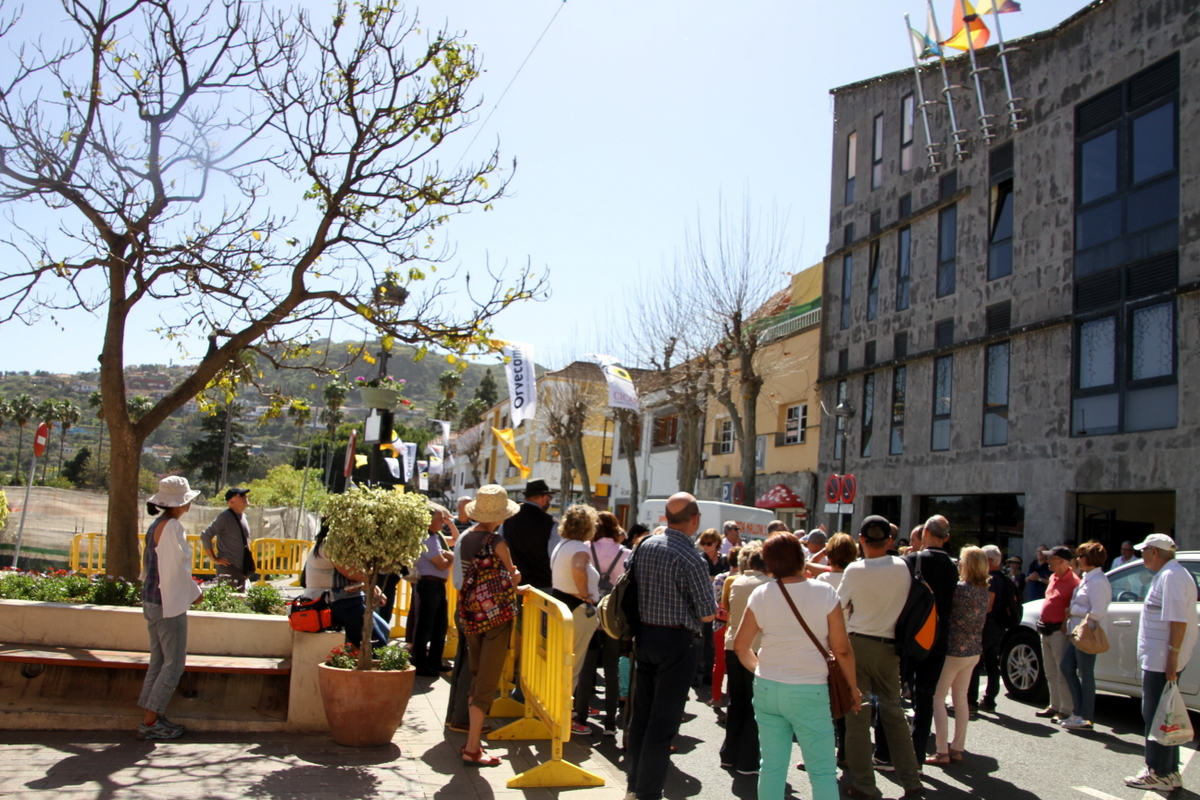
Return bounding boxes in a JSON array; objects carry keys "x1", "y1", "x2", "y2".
[
  {"x1": 1081, "y1": 130, "x2": 1118, "y2": 204},
  {"x1": 938, "y1": 260, "x2": 956, "y2": 297},
  {"x1": 985, "y1": 343, "x2": 1010, "y2": 406},
  {"x1": 1126, "y1": 178, "x2": 1179, "y2": 233},
  {"x1": 841, "y1": 254, "x2": 853, "y2": 330},
  {"x1": 938, "y1": 205, "x2": 957, "y2": 261},
  {"x1": 1076, "y1": 198, "x2": 1123, "y2": 250},
  {"x1": 934, "y1": 356, "x2": 953, "y2": 416},
  {"x1": 1131, "y1": 302, "x2": 1174, "y2": 380},
  {"x1": 1125, "y1": 385, "x2": 1177, "y2": 432},
  {"x1": 1132, "y1": 103, "x2": 1175, "y2": 184},
  {"x1": 890, "y1": 366, "x2": 906, "y2": 455},
  {"x1": 983, "y1": 410, "x2": 1008, "y2": 446},
  {"x1": 867, "y1": 243, "x2": 880, "y2": 321},
  {"x1": 896, "y1": 227, "x2": 912, "y2": 310},
  {"x1": 991, "y1": 183, "x2": 1014, "y2": 243},
  {"x1": 1072, "y1": 394, "x2": 1119, "y2": 436},
  {"x1": 931, "y1": 419, "x2": 951, "y2": 451},
  {"x1": 1078, "y1": 316, "x2": 1116, "y2": 388},
  {"x1": 861, "y1": 373, "x2": 875, "y2": 458},
  {"x1": 989, "y1": 241, "x2": 1013, "y2": 281}
]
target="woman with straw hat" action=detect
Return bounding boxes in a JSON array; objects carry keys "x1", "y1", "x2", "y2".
[
  {"x1": 457, "y1": 484, "x2": 525, "y2": 766},
  {"x1": 137, "y1": 476, "x2": 204, "y2": 741}
]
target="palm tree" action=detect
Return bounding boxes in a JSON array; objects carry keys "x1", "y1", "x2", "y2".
[
  {"x1": 56, "y1": 399, "x2": 82, "y2": 478},
  {"x1": 35, "y1": 398, "x2": 59, "y2": 482},
  {"x1": 9, "y1": 393, "x2": 37, "y2": 483}
]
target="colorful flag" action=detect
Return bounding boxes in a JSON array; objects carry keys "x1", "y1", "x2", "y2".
[
  {"x1": 417, "y1": 461, "x2": 429, "y2": 491},
  {"x1": 943, "y1": 0, "x2": 990, "y2": 50},
  {"x1": 492, "y1": 427, "x2": 532, "y2": 478},
  {"x1": 427, "y1": 443, "x2": 444, "y2": 475},
  {"x1": 500, "y1": 342, "x2": 536, "y2": 426},
  {"x1": 585, "y1": 353, "x2": 640, "y2": 412},
  {"x1": 910, "y1": 24, "x2": 941, "y2": 60},
  {"x1": 974, "y1": 0, "x2": 1020, "y2": 13}
]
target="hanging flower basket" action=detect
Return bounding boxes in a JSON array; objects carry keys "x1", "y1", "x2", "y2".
[{"x1": 359, "y1": 386, "x2": 400, "y2": 408}]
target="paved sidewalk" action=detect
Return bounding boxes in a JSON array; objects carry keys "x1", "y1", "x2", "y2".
[{"x1": 0, "y1": 673, "x2": 629, "y2": 800}]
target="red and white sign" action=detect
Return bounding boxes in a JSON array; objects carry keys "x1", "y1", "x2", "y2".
[
  {"x1": 840, "y1": 473, "x2": 857, "y2": 504},
  {"x1": 32, "y1": 422, "x2": 50, "y2": 457},
  {"x1": 732, "y1": 481, "x2": 745, "y2": 505},
  {"x1": 343, "y1": 428, "x2": 358, "y2": 478},
  {"x1": 825, "y1": 474, "x2": 842, "y2": 504}
]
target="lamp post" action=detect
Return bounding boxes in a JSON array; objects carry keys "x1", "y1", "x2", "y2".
[{"x1": 833, "y1": 399, "x2": 856, "y2": 534}]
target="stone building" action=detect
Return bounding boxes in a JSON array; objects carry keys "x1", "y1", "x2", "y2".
[{"x1": 819, "y1": 0, "x2": 1197, "y2": 558}]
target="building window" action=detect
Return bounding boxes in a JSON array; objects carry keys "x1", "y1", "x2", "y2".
[
  {"x1": 871, "y1": 113, "x2": 884, "y2": 190},
  {"x1": 896, "y1": 226, "x2": 911, "y2": 311},
  {"x1": 937, "y1": 204, "x2": 957, "y2": 297},
  {"x1": 653, "y1": 413, "x2": 679, "y2": 447},
  {"x1": 784, "y1": 404, "x2": 807, "y2": 445},
  {"x1": 1074, "y1": 55, "x2": 1179, "y2": 278},
  {"x1": 755, "y1": 435, "x2": 768, "y2": 470},
  {"x1": 894, "y1": 331, "x2": 908, "y2": 360},
  {"x1": 1072, "y1": 299, "x2": 1177, "y2": 436},
  {"x1": 983, "y1": 341, "x2": 1010, "y2": 446},
  {"x1": 890, "y1": 366, "x2": 906, "y2": 455},
  {"x1": 867, "y1": 241, "x2": 880, "y2": 321},
  {"x1": 931, "y1": 355, "x2": 953, "y2": 451},
  {"x1": 716, "y1": 419, "x2": 734, "y2": 454},
  {"x1": 864, "y1": 340, "x2": 877, "y2": 366},
  {"x1": 988, "y1": 142, "x2": 1015, "y2": 280},
  {"x1": 861, "y1": 373, "x2": 875, "y2": 458},
  {"x1": 838, "y1": 348, "x2": 849, "y2": 373},
  {"x1": 834, "y1": 380, "x2": 847, "y2": 460},
  {"x1": 900, "y1": 93, "x2": 915, "y2": 173},
  {"x1": 840, "y1": 253, "x2": 853, "y2": 330},
  {"x1": 845, "y1": 132, "x2": 857, "y2": 205}
]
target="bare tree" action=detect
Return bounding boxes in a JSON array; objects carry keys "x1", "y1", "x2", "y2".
[
  {"x1": 0, "y1": 1, "x2": 544, "y2": 577},
  {"x1": 539, "y1": 364, "x2": 605, "y2": 505},
  {"x1": 453, "y1": 422, "x2": 486, "y2": 491}
]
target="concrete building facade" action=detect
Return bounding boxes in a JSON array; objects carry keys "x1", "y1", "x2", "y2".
[{"x1": 819, "y1": 0, "x2": 1198, "y2": 559}]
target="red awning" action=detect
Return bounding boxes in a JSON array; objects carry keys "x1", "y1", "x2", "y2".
[{"x1": 755, "y1": 484, "x2": 805, "y2": 509}]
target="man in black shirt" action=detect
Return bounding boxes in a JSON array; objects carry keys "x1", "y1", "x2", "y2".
[
  {"x1": 904, "y1": 515, "x2": 958, "y2": 760},
  {"x1": 501, "y1": 479, "x2": 559, "y2": 590}
]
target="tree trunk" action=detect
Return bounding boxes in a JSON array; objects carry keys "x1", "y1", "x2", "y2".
[
  {"x1": 570, "y1": 437, "x2": 591, "y2": 503},
  {"x1": 738, "y1": 386, "x2": 759, "y2": 506},
  {"x1": 558, "y1": 452, "x2": 573, "y2": 507},
  {"x1": 105, "y1": 424, "x2": 146, "y2": 579},
  {"x1": 678, "y1": 406, "x2": 703, "y2": 495},
  {"x1": 618, "y1": 411, "x2": 640, "y2": 525},
  {"x1": 359, "y1": 584, "x2": 376, "y2": 670},
  {"x1": 95, "y1": 424, "x2": 105, "y2": 487}
]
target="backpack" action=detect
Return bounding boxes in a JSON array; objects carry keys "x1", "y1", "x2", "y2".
[
  {"x1": 597, "y1": 547, "x2": 640, "y2": 640},
  {"x1": 457, "y1": 531, "x2": 517, "y2": 635},
  {"x1": 895, "y1": 552, "x2": 939, "y2": 662},
  {"x1": 591, "y1": 543, "x2": 626, "y2": 598}
]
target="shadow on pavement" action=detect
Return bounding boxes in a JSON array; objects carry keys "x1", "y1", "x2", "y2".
[{"x1": 25, "y1": 739, "x2": 156, "y2": 797}]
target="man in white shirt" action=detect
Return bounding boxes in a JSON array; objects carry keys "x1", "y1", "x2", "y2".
[
  {"x1": 1110, "y1": 540, "x2": 1137, "y2": 571},
  {"x1": 1124, "y1": 534, "x2": 1199, "y2": 793},
  {"x1": 838, "y1": 515, "x2": 923, "y2": 800},
  {"x1": 720, "y1": 520, "x2": 742, "y2": 556}
]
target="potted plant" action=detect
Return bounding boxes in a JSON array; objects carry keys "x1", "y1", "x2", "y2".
[
  {"x1": 354, "y1": 375, "x2": 413, "y2": 410},
  {"x1": 317, "y1": 486, "x2": 430, "y2": 746}
]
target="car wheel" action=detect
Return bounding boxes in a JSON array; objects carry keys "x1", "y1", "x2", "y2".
[{"x1": 1001, "y1": 628, "x2": 1047, "y2": 702}]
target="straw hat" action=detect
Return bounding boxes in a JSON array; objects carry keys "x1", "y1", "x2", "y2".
[
  {"x1": 466, "y1": 484, "x2": 520, "y2": 524},
  {"x1": 148, "y1": 475, "x2": 202, "y2": 508}
]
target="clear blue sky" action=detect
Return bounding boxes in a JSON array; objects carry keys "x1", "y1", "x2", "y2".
[{"x1": 0, "y1": 0, "x2": 1095, "y2": 375}]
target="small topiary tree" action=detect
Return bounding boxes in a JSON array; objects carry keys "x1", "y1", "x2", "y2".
[{"x1": 323, "y1": 487, "x2": 430, "y2": 670}]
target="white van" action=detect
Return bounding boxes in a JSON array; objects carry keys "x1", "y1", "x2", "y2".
[{"x1": 637, "y1": 499, "x2": 778, "y2": 541}]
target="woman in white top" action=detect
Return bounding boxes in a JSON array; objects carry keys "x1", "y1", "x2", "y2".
[
  {"x1": 550, "y1": 504, "x2": 600, "y2": 735},
  {"x1": 1060, "y1": 540, "x2": 1113, "y2": 730},
  {"x1": 734, "y1": 534, "x2": 861, "y2": 800},
  {"x1": 136, "y1": 477, "x2": 204, "y2": 741},
  {"x1": 573, "y1": 511, "x2": 629, "y2": 735}
]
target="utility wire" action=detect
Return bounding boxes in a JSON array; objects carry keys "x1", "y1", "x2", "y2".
[{"x1": 456, "y1": 1, "x2": 568, "y2": 168}]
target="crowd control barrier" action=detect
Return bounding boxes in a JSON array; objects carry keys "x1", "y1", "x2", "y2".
[
  {"x1": 68, "y1": 533, "x2": 107, "y2": 575},
  {"x1": 67, "y1": 534, "x2": 314, "y2": 581},
  {"x1": 489, "y1": 588, "x2": 604, "y2": 788},
  {"x1": 249, "y1": 538, "x2": 312, "y2": 584},
  {"x1": 386, "y1": 576, "x2": 460, "y2": 661}
]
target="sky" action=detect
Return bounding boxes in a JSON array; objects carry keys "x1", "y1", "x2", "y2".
[{"x1": 0, "y1": 0, "x2": 1097, "y2": 376}]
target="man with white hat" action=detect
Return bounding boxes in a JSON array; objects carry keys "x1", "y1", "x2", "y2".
[{"x1": 1124, "y1": 534, "x2": 1199, "y2": 793}]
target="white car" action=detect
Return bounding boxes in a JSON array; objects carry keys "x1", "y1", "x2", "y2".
[{"x1": 1001, "y1": 553, "x2": 1200, "y2": 709}]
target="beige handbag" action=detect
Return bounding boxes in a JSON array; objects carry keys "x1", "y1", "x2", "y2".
[{"x1": 1071, "y1": 613, "x2": 1110, "y2": 655}]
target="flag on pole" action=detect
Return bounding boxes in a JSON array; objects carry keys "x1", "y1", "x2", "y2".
[
  {"x1": 974, "y1": 0, "x2": 1020, "y2": 13},
  {"x1": 584, "y1": 353, "x2": 640, "y2": 412},
  {"x1": 401, "y1": 442, "x2": 417, "y2": 481},
  {"x1": 431, "y1": 419, "x2": 452, "y2": 448},
  {"x1": 500, "y1": 342, "x2": 537, "y2": 426},
  {"x1": 943, "y1": 0, "x2": 990, "y2": 51},
  {"x1": 427, "y1": 444, "x2": 444, "y2": 475},
  {"x1": 492, "y1": 427, "x2": 532, "y2": 478},
  {"x1": 383, "y1": 457, "x2": 401, "y2": 480},
  {"x1": 910, "y1": 24, "x2": 941, "y2": 60},
  {"x1": 417, "y1": 461, "x2": 429, "y2": 491}
]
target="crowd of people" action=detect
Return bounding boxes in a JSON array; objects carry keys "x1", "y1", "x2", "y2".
[{"x1": 131, "y1": 475, "x2": 1196, "y2": 799}]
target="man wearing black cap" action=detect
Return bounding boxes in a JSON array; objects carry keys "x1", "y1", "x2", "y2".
[
  {"x1": 1035, "y1": 544, "x2": 1079, "y2": 721},
  {"x1": 200, "y1": 488, "x2": 255, "y2": 590},
  {"x1": 905, "y1": 514, "x2": 958, "y2": 761},
  {"x1": 839, "y1": 516, "x2": 924, "y2": 799},
  {"x1": 501, "y1": 479, "x2": 560, "y2": 591}
]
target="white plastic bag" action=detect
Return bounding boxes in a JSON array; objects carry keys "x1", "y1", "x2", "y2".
[{"x1": 1149, "y1": 680, "x2": 1195, "y2": 746}]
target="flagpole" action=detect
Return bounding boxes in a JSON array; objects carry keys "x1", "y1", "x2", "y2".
[
  {"x1": 927, "y1": 0, "x2": 969, "y2": 162},
  {"x1": 904, "y1": 13, "x2": 941, "y2": 172},
  {"x1": 959, "y1": 0, "x2": 995, "y2": 145},
  {"x1": 988, "y1": 4, "x2": 1024, "y2": 130}
]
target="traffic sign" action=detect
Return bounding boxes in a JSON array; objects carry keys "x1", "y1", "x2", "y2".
[
  {"x1": 838, "y1": 503, "x2": 854, "y2": 515},
  {"x1": 823, "y1": 502, "x2": 840, "y2": 514},
  {"x1": 732, "y1": 481, "x2": 745, "y2": 505},
  {"x1": 825, "y1": 474, "x2": 841, "y2": 503},
  {"x1": 840, "y1": 473, "x2": 857, "y2": 504},
  {"x1": 32, "y1": 422, "x2": 50, "y2": 457}
]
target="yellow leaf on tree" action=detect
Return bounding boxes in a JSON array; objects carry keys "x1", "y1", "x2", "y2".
[{"x1": 252, "y1": 231, "x2": 262, "y2": 241}]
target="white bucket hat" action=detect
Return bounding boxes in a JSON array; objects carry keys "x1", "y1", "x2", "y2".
[
  {"x1": 148, "y1": 475, "x2": 202, "y2": 508},
  {"x1": 466, "y1": 484, "x2": 520, "y2": 524}
]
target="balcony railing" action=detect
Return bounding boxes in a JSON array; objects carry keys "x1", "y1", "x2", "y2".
[{"x1": 758, "y1": 306, "x2": 822, "y2": 343}]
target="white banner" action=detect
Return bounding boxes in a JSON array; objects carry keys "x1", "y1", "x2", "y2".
[
  {"x1": 383, "y1": 457, "x2": 401, "y2": 480},
  {"x1": 586, "y1": 353, "x2": 640, "y2": 412},
  {"x1": 426, "y1": 444, "x2": 444, "y2": 475},
  {"x1": 400, "y1": 442, "x2": 417, "y2": 482},
  {"x1": 417, "y1": 461, "x2": 429, "y2": 491},
  {"x1": 430, "y1": 419, "x2": 452, "y2": 448},
  {"x1": 501, "y1": 342, "x2": 537, "y2": 426}
]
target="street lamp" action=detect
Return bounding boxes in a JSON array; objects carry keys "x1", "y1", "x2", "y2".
[{"x1": 833, "y1": 399, "x2": 856, "y2": 534}]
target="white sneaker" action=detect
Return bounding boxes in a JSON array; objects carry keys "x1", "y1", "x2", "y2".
[
  {"x1": 1165, "y1": 771, "x2": 1183, "y2": 789},
  {"x1": 1060, "y1": 715, "x2": 1093, "y2": 730},
  {"x1": 1125, "y1": 768, "x2": 1175, "y2": 793}
]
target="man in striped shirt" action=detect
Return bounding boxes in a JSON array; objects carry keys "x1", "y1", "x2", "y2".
[{"x1": 625, "y1": 492, "x2": 717, "y2": 800}]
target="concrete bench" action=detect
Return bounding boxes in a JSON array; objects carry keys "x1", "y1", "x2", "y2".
[{"x1": 0, "y1": 645, "x2": 291, "y2": 675}]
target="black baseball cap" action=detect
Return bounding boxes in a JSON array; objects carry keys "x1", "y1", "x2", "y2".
[
  {"x1": 859, "y1": 515, "x2": 892, "y2": 541},
  {"x1": 1047, "y1": 545, "x2": 1074, "y2": 560},
  {"x1": 225, "y1": 487, "x2": 250, "y2": 501}
]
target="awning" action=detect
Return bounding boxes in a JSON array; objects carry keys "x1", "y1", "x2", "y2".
[{"x1": 755, "y1": 484, "x2": 805, "y2": 509}]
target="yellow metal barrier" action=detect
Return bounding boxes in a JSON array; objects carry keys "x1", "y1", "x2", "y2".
[
  {"x1": 250, "y1": 538, "x2": 313, "y2": 584},
  {"x1": 489, "y1": 588, "x2": 604, "y2": 788},
  {"x1": 69, "y1": 533, "x2": 107, "y2": 576},
  {"x1": 187, "y1": 535, "x2": 218, "y2": 576}
]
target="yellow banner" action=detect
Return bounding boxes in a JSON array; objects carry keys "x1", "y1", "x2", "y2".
[{"x1": 492, "y1": 427, "x2": 532, "y2": 478}]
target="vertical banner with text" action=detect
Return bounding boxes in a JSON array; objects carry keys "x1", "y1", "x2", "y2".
[{"x1": 501, "y1": 342, "x2": 537, "y2": 426}]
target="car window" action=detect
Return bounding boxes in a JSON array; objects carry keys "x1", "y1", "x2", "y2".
[{"x1": 1109, "y1": 564, "x2": 1153, "y2": 603}]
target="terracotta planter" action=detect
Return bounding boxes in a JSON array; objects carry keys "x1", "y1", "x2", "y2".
[
  {"x1": 317, "y1": 663, "x2": 416, "y2": 746},
  {"x1": 359, "y1": 387, "x2": 399, "y2": 409}
]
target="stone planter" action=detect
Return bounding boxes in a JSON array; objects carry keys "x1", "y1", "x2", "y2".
[
  {"x1": 359, "y1": 387, "x2": 400, "y2": 408},
  {"x1": 317, "y1": 662, "x2": 416, "y2": 746}
]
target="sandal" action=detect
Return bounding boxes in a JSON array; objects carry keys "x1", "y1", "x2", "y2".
[
  {"x1": 948, "y1": 749, "x2": 964, "y2": 763},
  {"x1": 924, "y1": 753, "x2": 950, "y2": 766},
  {"x1": 460, "y1": 746, "x2": 502, "y2": 766}
]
